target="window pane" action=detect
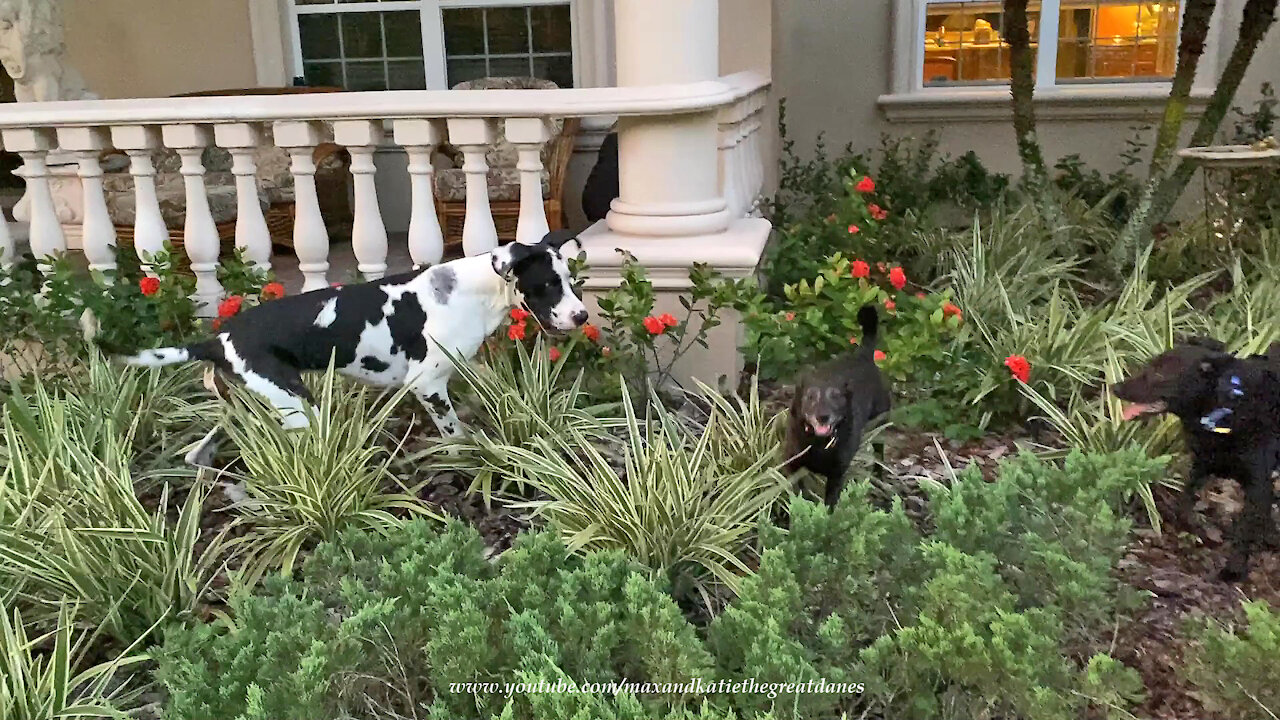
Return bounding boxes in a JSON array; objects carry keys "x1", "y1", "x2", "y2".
[
  {"x1": 922, "y1": 2, "x2": 1037, "y2": 86},
  {"x1": 447, "y1": 58, "x2": 489, "y2": 87},
  {"x1": 341, "y1": 13, "x2": 383, "y2": 59},
  {"x1": 299, "y1": 14, "x2": 341, "y2": 60},
  {"x1": 303, "y1": 61, "x2": 343, "y2": 88},
  {"x1": 345, "y1": 60, "x2": 387, "y2": 90},
  {"x1": 1057, "y1": 1, "x2": 1178, "y2": 81},
  {"x1": 532, "y1": 54, "x2": 573, "y2": 88},
  {"x1": 485, "y1": 7, "x2": 530, "y2": 54},
  {"x1": 384, "y1": 10, "x2": 422, "y2": 56},
  {"x1": 530, "y1": 4, "x2": 572, "y2": 52},
  {"x1": 488, "y1": 55, "x2": 532, "y2": 78},
  {"x1": 442, "y1": 8, "x2": 486, "y2": 55},
  {"x1": 387, "y1": 59, "x2": 427, "y2": 90},
  {"x1": 296, "y1": 0, "x2": 334, "y2": 4}
]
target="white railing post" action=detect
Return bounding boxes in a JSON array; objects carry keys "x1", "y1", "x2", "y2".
[
  {"x1": 274, "y1": 120, "x2": 330, "y2": 292},
  {"x1": 0, "y1": 190, "x2": 10, "y2": 268},
  {"x1": 392, "y1": 119, "x2": 445, "y2": 267},
  {"x1": 56, "y1": 127, "x2": 118, "y2": 275},
  {"x1": 445, "y1": 117, "x2": 498, "y2": 256},
  {"x1": 162, "y1": 124, "x2": 223, "y2": 313},
  {"x1": 111, "y1": 125, "x2": 170, "y2": 274},
  {"x1": 2, "y1": 128, "x2": 66, "y2": 266},
  {"x1": 214, "y1": 123, "x2": 273, "y2": 273},
  {"x1": 333, "y1": 120, "x2": 388, "y2": 280},
  {"x1": 504, "y1": 117, "x2": 554, "y2": 245}
]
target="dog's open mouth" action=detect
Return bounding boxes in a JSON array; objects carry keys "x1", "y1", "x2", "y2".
[
  {"x1": 807, "y1": 421, "x2": 834, "y2": 437},
  {"x1": 1121, "y1": 401, "x2": 1167, "y2": 421}
]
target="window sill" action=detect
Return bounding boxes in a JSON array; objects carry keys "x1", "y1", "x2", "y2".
[{"x1": 878, "y1": 84, "x2": 1212, "y2": 122}]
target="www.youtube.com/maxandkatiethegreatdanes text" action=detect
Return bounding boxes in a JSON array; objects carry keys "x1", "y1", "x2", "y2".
[{"x1": 447, "y1": 678, "x2": 866, "y2": 699}]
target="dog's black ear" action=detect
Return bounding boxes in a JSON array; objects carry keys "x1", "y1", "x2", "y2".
[
  {"x1": 490, "y1": 241, "x2": 538, "y2": 279},
  {"x1": 1185, "y1": 336, "x2": 1228, "y2": 352},
  {"x1": 1199, "y1": 353, "x2": 1233, "y2": 375}
]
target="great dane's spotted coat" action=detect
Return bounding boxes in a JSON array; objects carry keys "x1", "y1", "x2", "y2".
[{"x1": 122, "y1": 231, "x2": 587, "y2": 462}]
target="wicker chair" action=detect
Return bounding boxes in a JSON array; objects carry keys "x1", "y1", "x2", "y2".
[
  {"x1": 434, "y1": 77, "x2": 578, "y2": 248},
  {"x1": 100, "y1": 86, "x2": 353, "y2": 266}
]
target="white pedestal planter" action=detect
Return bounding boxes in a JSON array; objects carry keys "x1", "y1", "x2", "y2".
[{"x1": 1178, "y1": 141, "x2": 1280, "y2": 242}]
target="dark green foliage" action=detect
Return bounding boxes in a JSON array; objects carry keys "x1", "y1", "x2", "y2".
[
  {"x1": 1229, "y1": 82, "x2": 1277, "y2": 143},
  {"x1": 156, "y1": 521, "x2": 714, "y2": 720},
  {"x1": 1182, "y1": 600, "x2": 1280, "y2": 717}
]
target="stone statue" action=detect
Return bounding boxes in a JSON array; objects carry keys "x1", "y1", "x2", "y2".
[{"x1": 0, "y1": 0, "x2": 95, "y2": 103}]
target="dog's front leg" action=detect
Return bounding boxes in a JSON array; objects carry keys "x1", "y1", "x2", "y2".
[{"x1": 1220, "y1": 454, "x2": 1275, "y2": 582}]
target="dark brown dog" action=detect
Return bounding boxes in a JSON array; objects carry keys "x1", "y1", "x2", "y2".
[
  {"x1": 1113, "y1": 337, "x2": 1280, "y2": 582},
  {"x1": 786, "y1": 306, "x2": 892, "y2": 508}
]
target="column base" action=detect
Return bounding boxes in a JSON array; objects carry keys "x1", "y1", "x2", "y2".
[{"x1": 577, "y1": 217, "x2": 770, "y2": 388}]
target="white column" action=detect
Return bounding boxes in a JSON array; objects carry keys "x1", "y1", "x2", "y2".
[
  {"x1": 56, "y1": 127, "x2": 118, "y2": 275},
  {"x1": 2, "y1": 128, "x2": 66, "y2": 265},
  {"x1": 607, "y1": 0, "x2": 729, "y2": 237},
  {"x1": 333, "y1": 120, "x2": 388, "y2": 280},
  {"x1": 111, "y1": 126, "x2": 170, "y2": 274},
  {"x1": 0, "y1": 191, "x2": 11, "y2": 268},
  {"x1": 274, "y1": 121, "x2": 330, "y2": 292},
  {"x1": 445, "y1": 117, "x2": 499, "y2": 257},
  {"x1": 1034, "y1": 8, "x2": 1060, "y2": 91},
  {"x1": 392, "y1": 119, "x2": 445, "y2": 267},
  {"x1": 214, "y1": 123, "x2": 272, "y2": 273},
  {"x1": 504, "y1": 117, "x2": 554, "y2": 245},
  {"x1": 163, "y1": 124, "x2": 224, "y2": 313}
]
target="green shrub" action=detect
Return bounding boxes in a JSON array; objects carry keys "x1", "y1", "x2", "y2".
[
  {"x1": 1182, "y1": 600, "x2": 1280, "y2": 718},
  {"x1": 710, "y1": 450, "x2": 1149, "y2": 720},
  {"x1": 156, "y1": 521, "x2": 715, "y2": 720}
]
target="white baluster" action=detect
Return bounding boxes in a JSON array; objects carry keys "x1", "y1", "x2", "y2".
[
  {"x1": 162, "y1": 124, "x2": 223, "y2": 313},
  {"x1": 214, "y1": 123, "x2": 272, "y2": 273},
  {"x1": 2, "y1": 128, "x2": 66, "y2": 266},
  {"x1": 333, "y1": 120, "x2": 388, "y2": 280},
  {"x1": 274, "y1": 121, "x2": 329, "y2": 292},
  {"x1": 56, "y1": 127, "x2": 117, "y2": 275},
  {"x1": 445, "y1": 118, "x2": 498, "y2": 256},
  {"x1": 0, "y1": 197, "x2": 11, "y2": 268},
  {"x1": 504, "y1": 118, "x2": 554, "y2": 245},
  {"x1": 112, "y1": 126, "x2": 171, "y2": 274},
  {"x1": 392, "y1": 119, "x2": 445, "y2": 267}
]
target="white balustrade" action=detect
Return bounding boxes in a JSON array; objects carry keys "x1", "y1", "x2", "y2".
[
  {"x1": 393, "y1": 119, "x2": 445, "y2": 267},
  {"x1": 274, "y1": 120, "x2": 330, "y2": 292},
  {"x1": 0, "y1": 71, "x2": 770, "y2": 308},
  {"x1": 2, "y1": 128, "x2": 66, "y2": 266},
  {"x1": 446, "y1": 117, "x2": 499, "y2": 257},
  {"x1": 0, "y1": 192, "x2": 11, "y2": 268},
  {"x1": 214, "y1": 123, "x2": 272, "y2": 273},
  {"x1": 163, "y1": 124, "x2": 223, "y2": 311},
  {"x1": 333, "y1": 119, "x2": 389, "y2": 280},
  {"x1": 505, "y1": 117, "x2": 554, "y2": 245},
  {"x1": 111, "y1": 125, "x2": 170, "y2": 274},
  {"x1": 56, "y1": 127, "x2": 117, "y2": 275}
]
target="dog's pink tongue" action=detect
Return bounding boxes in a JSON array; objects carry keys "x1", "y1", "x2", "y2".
[
  {"x1": 1121, "y1": 403, "x2": 1151, "y2": 421},
  {"x1": 811, "y1": 423, "x2": 833, "y2": 437}
]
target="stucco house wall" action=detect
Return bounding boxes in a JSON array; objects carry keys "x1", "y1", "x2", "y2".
[{"x1": 774, "y1": 0, "x2": 1280, "y2": 177}]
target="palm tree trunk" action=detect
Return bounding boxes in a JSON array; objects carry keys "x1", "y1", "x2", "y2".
[
  {"x1": 1149, "y1": 0, "x2": 1279, "y2": 222},
  {"x1": 1004, "y1": 0, "x2": 1046, "y2": 185}
]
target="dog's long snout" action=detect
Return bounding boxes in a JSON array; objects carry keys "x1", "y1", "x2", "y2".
[{"x1": 571, "y1": 309, "x2": 589, "y2": 326}]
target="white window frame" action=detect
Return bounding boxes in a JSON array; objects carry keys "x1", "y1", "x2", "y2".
[
  {"x1": 285, "y1": 0, "x2": 584, "y2": 91},
  {"x1": 884, "y1": 0, "x2": 1227, "y2": 120}
]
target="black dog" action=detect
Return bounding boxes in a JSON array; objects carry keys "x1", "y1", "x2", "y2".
[
  {"x1": 785, "y1": 306, "x2": 892, "y2": 508},
  {"x1": 1113, "y1": 337, "x2": 1280, "y2": 582}
]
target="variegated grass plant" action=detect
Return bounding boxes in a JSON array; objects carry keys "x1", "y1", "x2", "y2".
[
  {"x1": 0, "y1": 605, "x2": 152, "y2": 720},
  {"x1": 218, "y1": 364, "x2": 442, "y2": 586}
]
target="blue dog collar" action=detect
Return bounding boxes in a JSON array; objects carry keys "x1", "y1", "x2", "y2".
[{"x1": 1200, "y1": 407, "x2": 1234, "y2": 434}]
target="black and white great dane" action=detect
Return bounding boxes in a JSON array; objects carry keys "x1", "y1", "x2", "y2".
[{"x1": 121, "y1": 230, "x2": 587, "y2": 462}]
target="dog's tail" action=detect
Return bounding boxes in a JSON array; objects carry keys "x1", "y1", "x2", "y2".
[
  {"x1": 118, "y1": 340, "x2": 220, "y2": 369},
  {"x1": 855, "y1": 304, "x2": 879, "y2": 360}
]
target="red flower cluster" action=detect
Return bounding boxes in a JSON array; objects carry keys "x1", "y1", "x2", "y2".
[
  {"x1": 874, "y1": 350, "x2": 887, "y2": 362},
  {"x1": 217, "y1": 295, "x2": 243, "y2": 319},
  {"x1": 138, "y1": 277, "x2": 161, "y2": 297},
  {"x1": 549, "y1": 347, "x2": 562, "y2": 362},
  {"x1": 855, "y1": 176, "x2": 876, "y2": 194},
  {"x1": 883, "y1": 298, "x2": 896, "y2": 312},
  {"x1": 868, "y1": 203, "x2": 889, "y2": 221},
  {"x1": 1005, "y1": 355, "x2": 1031, "y2": 384},
  {"x1": 508, "y1": 307, "x2": 531, "y2": 340},
  {"x1": 888, "y1": 267, "x2": 907, "y2": 290},
  {"x1": 582, "y1": 323, "x2": 601, "y2": 343},
  {"x1": 643, "y1": 313, "x2": 678, "y2": 336},
  {"x1": 942, "y1": 302, "x2": 963, "y2": 322},
  {"x1": 847, "y1": 224, "x2": 860, "y2": 235},
  {"x1": 850, "y1": 260, "x2": 871, "y2": 279},
  {"x1": 261, "y1": 282, "x2": 286, "y2": 301}
]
